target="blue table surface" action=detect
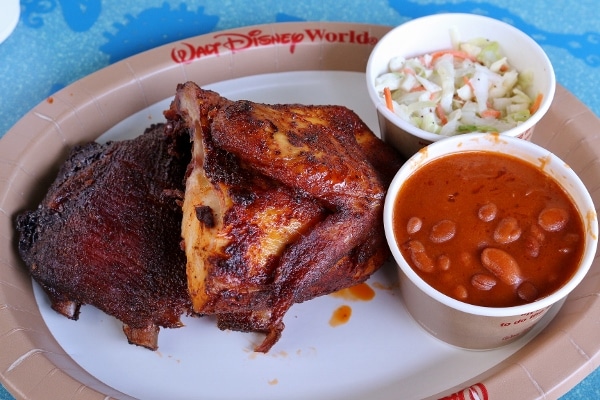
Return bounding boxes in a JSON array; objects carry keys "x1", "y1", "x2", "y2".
[{"x1": 1, "y1": 1, "x2": 599, "y2": 399}]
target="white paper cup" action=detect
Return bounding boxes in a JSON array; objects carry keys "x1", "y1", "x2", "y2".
[
  {"x1": 384, "y1": 133, "x2": 598, "y2": 349},
  {"x1": 0, "y1": 0, "x2": 19, "y2": 45},
  {"x1": 366, "y1": 13, "x2": 556, "y2": 159}
]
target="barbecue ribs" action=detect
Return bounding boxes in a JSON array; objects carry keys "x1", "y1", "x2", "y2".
[
  {"x1": 165, "y1": 82, "x2": 403, "y2": 352},
  {"x1": 16, "y1": 123, "x2": 192, "y2": 350}
]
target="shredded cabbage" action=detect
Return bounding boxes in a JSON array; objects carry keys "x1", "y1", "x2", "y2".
[{"x1": 374, "y1": 37, "x2": 540, "y2": 136}]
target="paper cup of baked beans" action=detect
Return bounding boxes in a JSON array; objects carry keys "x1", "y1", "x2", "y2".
[
  {"x1": 366, "y1": 13, "x2": 555, "y2": 159},
  {"x1": 384, "y1": 133, "x2": 598, "y2": 350}
]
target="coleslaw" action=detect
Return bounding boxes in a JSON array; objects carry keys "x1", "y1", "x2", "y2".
[{"x1": 374, "y1": 36, "x2": 541, "y2": 136}]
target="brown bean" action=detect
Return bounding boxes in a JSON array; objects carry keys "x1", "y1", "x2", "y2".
[
  {"x1": 478, "y1": 202, "x2": 498, "y2": 222},
  {"x1": 406, "y1": 216, "x2": 423, "y2": 234},
  {"x1": 538, "y1": 207, "x2": 569, "y2": 232},
  {"x1": 530, "y1": 224, "x2": 546, "y2": 242},
  {"x1": 524, "y1": 236, "x2": 541, "y2": 258},
  {"x1": 430, "y1": 219, "x2": 456, "y2": 243},
  {"x1": 493, "y1": 217, "x2": 522, "y2": 244},
  {"x1": 524, "y1": 225, "x2": 545, "y2": 257},
  {"x1": 471, "y1": 273, "x2": 497, "y2": 291},
  {"x1": 404, "y1": 240, "x2": 434, "y2": 273},
  {"x1": 460, "y1": 251, "x2": 475, "y2": 267},
  {"x1": 558, "y1": 233, "x2": 581, "y2": 254},
  {"x1": 437, "y1": 254, "x2": 451, "y2": 271},
  {"x1": 558, "y1": 246, "x2": 574, "y2": 254},
  {"x1": 405, "y1": 239, "x2": 425, "y2": 252},
  {"x1": 412, "y1": 251, "x2": 435, "y2": 273},
  {"x1": 453, "y1": 285, "x2": 468, "y2": 300},
  {"x1": 480, "y1": 247, "x2": 522, "y2": 286},
  {"x1": 517, "y1": 281, "x2": 539, "y2": 302},
  {"x1": 564, "y1": 232, "x2": 581, "y2": 243}
]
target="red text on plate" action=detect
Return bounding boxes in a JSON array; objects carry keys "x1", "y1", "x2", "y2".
[
  {"x1": 439, "y1": 382, "x2": 489, "y2": 400},
  {"x1": 171, "y1": 28, "x2": 378, "y2": 64}
]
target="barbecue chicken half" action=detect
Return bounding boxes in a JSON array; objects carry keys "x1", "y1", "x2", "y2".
[{"x1": 164, "y1": 82, "x2": 403, "y2": 352}]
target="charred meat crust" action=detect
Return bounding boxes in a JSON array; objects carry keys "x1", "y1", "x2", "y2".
[{"x1": 16, "y1": 123, "x2": 193, "y2": 350}]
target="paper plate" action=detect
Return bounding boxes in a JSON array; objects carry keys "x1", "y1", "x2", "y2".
[{"x1": 1, "y1": 22, "x2": 599, "y2": 400}]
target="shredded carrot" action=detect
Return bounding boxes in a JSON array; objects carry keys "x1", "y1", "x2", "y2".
[
  {"x1": 529, "y1": 93, "x2": 543, "y2": 114},
  {"x1": 431, "y1": 49, "x2": 478, "y2": 63},
  {"x1": 436, "y1": 103, "x2": 448, "y2": 125},
  {"x1": 409, "y1": 86, "x2": 426, "y2": 93},
  {"x1": 402, "y1": 67, "x2": 416, "y2": 75},
  {"x1": 481, "y1": 108, "x2": 501, "y2": 118},
  {"x1": 384, "y1": 87, "x2": 394, "y2": 111},
  {"x1": 462, "y1": 76, "x2": 475, "y2": 92}
]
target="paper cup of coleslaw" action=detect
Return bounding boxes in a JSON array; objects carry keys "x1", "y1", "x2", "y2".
[{"x1": 366, "y1": 13, "x2": 555, "y2": 159}]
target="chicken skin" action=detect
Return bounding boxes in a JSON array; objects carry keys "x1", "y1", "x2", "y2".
[{"x1": 165, "y1": 82, "x2": 403, "y2": 352}]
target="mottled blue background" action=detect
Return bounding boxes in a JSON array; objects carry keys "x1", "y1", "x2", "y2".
[
  {"x1": 1, "y1": 0, "x2": 599, "y2": 138},
  {"x1": 1, "y1": 1, "x2": 599, "y2": 399}
]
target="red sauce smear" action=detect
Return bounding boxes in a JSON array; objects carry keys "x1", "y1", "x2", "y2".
[
  {"x1": 330, "y1": 282, "x2": 375, "y2": 301},
  {"x1": 329, "y1": 305, "x2": 352, "y2": 327}
]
